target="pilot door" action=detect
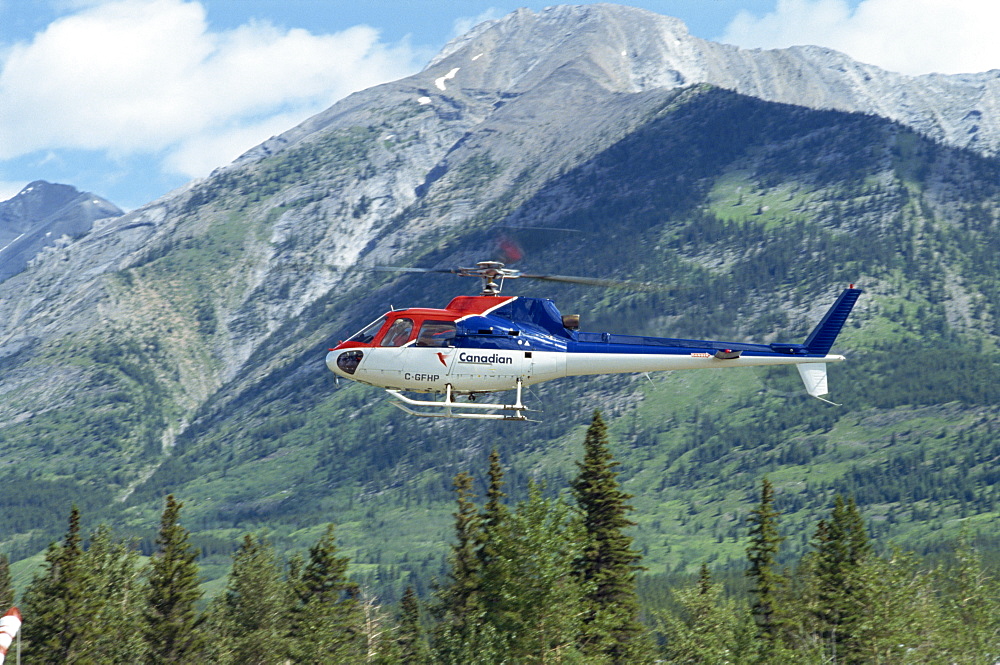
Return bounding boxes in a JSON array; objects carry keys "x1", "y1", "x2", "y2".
[{"x1": 363, "y1": 318, "x2": 457, "y2": 392}]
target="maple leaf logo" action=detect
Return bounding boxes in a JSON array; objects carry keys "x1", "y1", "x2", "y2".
[{"x1": 436, "y1": 352, "x2": 448, "y2": 366}]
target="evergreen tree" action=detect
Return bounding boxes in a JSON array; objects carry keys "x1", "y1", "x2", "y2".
[
  {"x1": 480, "y1": 448, "x2": 510, "y2": 561},
  {"x1": 431, "y1": 621, "x2": 505, "y2": 665},
  {"x1": 286, "y1": 551, "x2": 306, "y2": 604},
  {"x1": 848, "y1": 548, "x2": 943, "y2": 664},
  {"x1": 697, "y1": 561, "x2": 711, "y2": 595},
  {"x1": 937, "y1": 531, "x2": 1000, "y2": 663},
  {"x1": 20, "y1": 505, "x2": 86, "y2": 662},
  {"x1": 70, "y1": 524, "x2": 147, "y2": 663},
  {"x1": 22, "y1": 512, "x2": 146, "y2": 663},
  {"x1": 144, "y1": 494, "x2": 206, "y2": 664},
  {"x1": 770, "y1": 549, "x2": 827, "y2": 660},
  {"x1": 434, "y1": 472, "x2": 483, "y2": 634},
  {"x1": 437, "y1": 457, "x2": 588, "y2": 663},
  {"x1": 745, "y1": 477, "x2": 786, "y2": 644},
  {"x1": 477, "y1": 449, "x2": 514, "y2": 641},
  {"x1": 396, "y1": 586, "x2": 430, "y2": 664},
  {"x1": 0, "y1": 553, "x2": 13, "y2": 610},
  {"x1": 497, "y1": 481, "x2": 587, "y2": 664},
  {"x1": 811, "y1": 495, "x2": 872, "y2": 664},
  {"x1": 288, "y1": 523, "x2": 365, "y2": 663},
  {"x1": 209, "y1": 532, "x2": 290, "y2": 665},
  {"x1": 432, "y1": 472, "x2": 504, "y2": 664},
  {"x1": 571, "y1": 411, "x2": 654, "y2": 664}
]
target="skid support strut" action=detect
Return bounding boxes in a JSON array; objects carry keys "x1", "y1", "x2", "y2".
[{"x1": 386, "y1": 380, "x2": 530, "y2": 420}]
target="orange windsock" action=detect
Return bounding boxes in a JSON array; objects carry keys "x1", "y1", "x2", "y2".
[{"x1": 0, "y1": 607, "x2": 22, "y2": 665}]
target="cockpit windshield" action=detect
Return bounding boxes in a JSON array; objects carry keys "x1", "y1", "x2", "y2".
[{"x1": 347, "y1": 316, "x2": 386, "y2": 344}]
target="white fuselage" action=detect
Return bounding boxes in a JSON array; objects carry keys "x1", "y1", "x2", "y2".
[{"x1": 330, "y1": 346, "x2": 846, "y2": 394}]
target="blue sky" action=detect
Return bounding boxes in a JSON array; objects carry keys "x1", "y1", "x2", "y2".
[{"x1": 1, "y1": 0, "x2": 997, "y2": 210}]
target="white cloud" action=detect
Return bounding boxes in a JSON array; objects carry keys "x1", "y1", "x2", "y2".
[
  {"x1": 721, "y1": 0, "x2": 1000, "y2": 75},
  {"x1": 0, "y1": 0, "x2": 424, "y2": 176}
]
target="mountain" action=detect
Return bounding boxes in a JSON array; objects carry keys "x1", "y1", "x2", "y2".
[
  {"x1": 246, "y1": 3, "x2": 1000, "y2": 164},
  {"x1": 0, "y1": 181, "x2": 123, "y2": 282},
  {"x1": 1, "y1": 4, "x2": 998, "y2": 598}
]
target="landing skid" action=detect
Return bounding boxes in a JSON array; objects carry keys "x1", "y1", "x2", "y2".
[{"x1": 386, "y1": 381, "x2": 531, "y2": 421}]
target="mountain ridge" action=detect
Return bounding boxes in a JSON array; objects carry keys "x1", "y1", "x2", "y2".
[
  {"x1": 236, "y1": 4, "x2": 1000, "y2": 180},
  {"x1": 0, "y1": 180, "x2": 123, "y2": 282},
  {"x1": 423, "y1": 4, "x2": 1000, "y2": 155}
]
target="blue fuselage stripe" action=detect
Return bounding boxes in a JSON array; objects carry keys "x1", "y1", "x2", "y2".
[{"x1": 567, "y1": 342, "x2": 819, "y2": 357}]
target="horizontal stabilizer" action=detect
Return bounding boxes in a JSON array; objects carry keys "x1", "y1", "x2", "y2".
[{"x1": 803, "y1": 287, "x2": 863, "y2": 355}]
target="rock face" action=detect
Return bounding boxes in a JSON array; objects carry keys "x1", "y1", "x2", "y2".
[
  {"x1": 239, "y1": 3, "x2": 1000, "y2": 180},
  {"x1": 0, "y1": 181, "x2": 123, "y2": 282}
]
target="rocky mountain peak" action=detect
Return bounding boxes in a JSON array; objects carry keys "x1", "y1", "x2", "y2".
[
  {"x1": 425, "y1": 3, "x2": 1000, "y2": 155},
  {"x1": 0, "y1": 180, "x2": 123, "y2": 282},
  {"x1": 428, "y1": 4, "x2": 694, "y2": 94},
  {"x1": 2, "y1": 181, "x2": 85, "y2": 222}
]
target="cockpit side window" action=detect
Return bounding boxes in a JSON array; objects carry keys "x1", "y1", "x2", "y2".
[
  {"x1": 416, "y1": 320, "x2": 456, "y2": 347},
  {"x1": 380, "y1": 318, "x2": 414, "y2": 347},
  {"x1": 347, "y1": 316, "x2": 386, "y2": 344}
]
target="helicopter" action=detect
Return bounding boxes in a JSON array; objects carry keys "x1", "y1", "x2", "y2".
[{"x1": 326, "y1": 261, "x2": 862, "y2": 421}]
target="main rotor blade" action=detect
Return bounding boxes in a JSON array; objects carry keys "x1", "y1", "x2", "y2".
[
  {"x1": 518, "y1": 273, "x2": 673, "y2": 292},
  {"x1": 372, "y1": 264, "x2": 676, "y2": 292},
  {"x1": 371, "y1": 265, "x2": 461, "y2": 275},
  {"x1": 498, "y1": 225, "x2": 585, "y2": 233}
]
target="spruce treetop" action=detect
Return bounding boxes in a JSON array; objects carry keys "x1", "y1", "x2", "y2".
[{"x1": 572, "y1": 410, "x2": 653, "y2": 664}]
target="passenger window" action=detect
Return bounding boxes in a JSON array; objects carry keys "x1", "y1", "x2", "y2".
[
  {"x1": 380, "y1": 318, "x2": 414, "y2": 347},
  {"x1": 416, "y1": 320, "x2": 456, "y2": 347}
]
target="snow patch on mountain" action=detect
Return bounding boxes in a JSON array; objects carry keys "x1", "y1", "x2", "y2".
[{"x1": 435, "y1": 67, "x2": 460, "y2": 91}]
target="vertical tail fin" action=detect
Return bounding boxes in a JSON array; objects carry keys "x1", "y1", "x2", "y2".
[{"x1": 803, "y1": 287, "x2": 863, "y2": 355}]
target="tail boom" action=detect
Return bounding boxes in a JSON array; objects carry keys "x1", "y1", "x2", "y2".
[{"x1": 562, "y1": 352, "x2": 845, "y2": 378}]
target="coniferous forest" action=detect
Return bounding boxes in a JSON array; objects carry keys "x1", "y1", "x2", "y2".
[{"x1": 4, "y1": 412, "x2": 997, "y2": 664}]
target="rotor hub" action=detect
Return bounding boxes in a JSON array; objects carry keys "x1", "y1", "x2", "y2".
[{"x1": 468, "y1": 261, "x2": 516, "y2": 295}]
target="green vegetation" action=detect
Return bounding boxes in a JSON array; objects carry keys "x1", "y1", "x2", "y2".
[
  {"x1": 572, "y1": 412, "x2": 654, "y2": 663},
  {"x1": 0, "y1": 553, "x2": 13, "y2": 609},
  {"x1": 144, "y1": 495, "x2": 206, "y2": 663},
  {"x1": 6, "y1": 422, "x2": 998, "y2": 663},
  {"x1": 451, "y1": 153, "x2": 503, "y2": 191},
  {"x1": 745, "y1": 477, "x2": 785, "y2": 644}
]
